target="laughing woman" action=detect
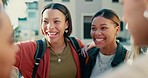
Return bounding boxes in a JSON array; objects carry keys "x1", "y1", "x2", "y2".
[
  {"x1": 14, "y1": 3, "x2": 84, "y2": 78},
  {"x1": 83, "y1": 9, "x2": 128, "y2": 78}
]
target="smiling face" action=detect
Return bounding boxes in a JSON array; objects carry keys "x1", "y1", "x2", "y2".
[
  {"x1": 0, "y1": 5, "x2": 19, "y2": 78},
  {"x1": 122, "y1": 0, "x2": 148, "y2": 45},
  {"x1": 90, "y1": 16, "x2": 120, "y2": 48},
  {"x1": 41, "y1": 9, "x2": 68, "y2": 44}
]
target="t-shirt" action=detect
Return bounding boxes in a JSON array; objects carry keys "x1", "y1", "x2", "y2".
[
  {"x1": 90, "y1": 51, "x2": 115, "y2": 78},
  {"x1": 49, "y1": 43, "x2": 77, "y2": 78}
]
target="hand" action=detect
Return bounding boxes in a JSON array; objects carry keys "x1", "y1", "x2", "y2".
[{"x1": 81, "y1": 42, "x2": 95, "y2": 57}]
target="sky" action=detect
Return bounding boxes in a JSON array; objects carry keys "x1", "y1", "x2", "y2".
[{"x1": 5, "y1": 0, "x2": 38, "y2": 29}]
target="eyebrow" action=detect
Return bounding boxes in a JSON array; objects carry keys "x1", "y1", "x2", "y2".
[
  {"x1": 43, "y1": 17, "x2": 60, "y2": 20},
  {"x1": 100, "y1": 23, "x2": 107, "y2": 26},
  {"x1": 53, "y1": 17, "x2": 60, "y2": 20}
]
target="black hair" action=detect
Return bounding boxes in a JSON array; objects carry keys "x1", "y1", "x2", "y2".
[
  {"x1": 91, "y1": 9, "x2": 120, "y2": 26},
  {"x1": 41, "y1": 3, "x2": 72, "y2": 37}
]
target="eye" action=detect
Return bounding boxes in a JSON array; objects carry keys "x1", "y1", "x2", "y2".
[
  {"x1": 42, "y1": 20, "x2": 48, "y2": 24},
  {"x1": 54, "y1": 20, "x2": 60, "y2": 23},
  {"x1": 91, "y1": 27, "x2": 96, "y2": 31},
  {"x1": 101, "y1": 27, "x2": 107, "y2": 30}
]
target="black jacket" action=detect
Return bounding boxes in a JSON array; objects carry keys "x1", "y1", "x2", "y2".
[{"x1": 82, "y1": 41, "x2": 127, "y2": 78}]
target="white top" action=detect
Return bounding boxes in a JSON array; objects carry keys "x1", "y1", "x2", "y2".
[{"x1": 90, "y1": 51, "x2": 115, "y2": 78}]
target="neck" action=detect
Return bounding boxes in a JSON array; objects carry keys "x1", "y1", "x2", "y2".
[
  {"x1": 49, "y1": 38, "x2": 66, "y2": 54},
  {"x1": 100, "y1": 41, "x2": 117, "y2": 55}
]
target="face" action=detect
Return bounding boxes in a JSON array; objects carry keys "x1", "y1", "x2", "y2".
[
  {"x1": 41, "y1": 9, "x2": 68, "y2": 44},
  {"x1": 122, "y1": 0, "x2": 148, "y2": 45},
  {"x1": 0, "y1": 2, "x2": 19, "y2": 77},
  {"x1": 90, "y1": 16, "x2": 120, "y2": 48}
]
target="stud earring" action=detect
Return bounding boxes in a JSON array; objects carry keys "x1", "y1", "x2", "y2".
[
  {"x1": 65, "y1": 30, "x2": 68, "y2": 33},
  {"x1": 143, "y1": 10, "x2": 148, "y2": 19}
]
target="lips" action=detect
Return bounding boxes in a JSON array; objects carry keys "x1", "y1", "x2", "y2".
[
  {"x1": 95, "y1": 39, "x2": 104, "y2": 42},
  {"x1": 94, "y1": 38, "x2": 105, "y2": 48},
  {"x1": 47, "y1": 32, "x2": 58, "y2": 38},
  {"x1": 94, "y1": 38, "x2": 105, "y2": 44}
]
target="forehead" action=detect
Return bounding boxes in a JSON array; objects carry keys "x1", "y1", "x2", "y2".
[
  {"x1": 92, "y1": 16, "x2": 113, "y2": 24},
  {"x1": 42, "y1": 9, "x2": 65, "y2": 17}
]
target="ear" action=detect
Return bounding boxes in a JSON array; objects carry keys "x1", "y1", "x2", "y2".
[
  {"x1": 65, "y1": 21, "x2": 68, "y2": 29},
  {"x1": 116, "y1": 26, "x2": 120, "y2": 34}
]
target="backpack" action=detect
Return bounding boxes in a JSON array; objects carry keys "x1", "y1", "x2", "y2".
[{"x1": 32, "y1": 37, "x2": 81, "y2": 78}]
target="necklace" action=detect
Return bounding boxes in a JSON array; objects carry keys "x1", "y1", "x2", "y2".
[
  {"x1": 50, "y1": 49, "x2": 63, "y2": 63},
  {"x1": 98, "y1": 52, "x2": 115, "y2": 66},
  {"x1": 57, "y1": 54, "x2": 62, "y2": 63},
  {"x1": 50, "y1": 46, "x2": 66, "y2": 64}
]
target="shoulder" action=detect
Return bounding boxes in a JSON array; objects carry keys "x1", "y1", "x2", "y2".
[
  {"x1": 16, "y1": 40, "x2": 37, "y2": 50},
  {"x1": 66, "y1": 37, "x2": 84, "y2": 48},
  {"x1": 116, "y1": 41, "x2": 127, "y2": 54},
  {"x1": 16, "y1": 40, "x2": 37, "y2": 59},
  {"x1": 88, "y1": 47, "x2": 99, "y2": 57}
]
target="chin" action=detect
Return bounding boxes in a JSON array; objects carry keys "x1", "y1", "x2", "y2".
[{"x1": 96, "y1": 44, "x2": 104, "y2": 49}]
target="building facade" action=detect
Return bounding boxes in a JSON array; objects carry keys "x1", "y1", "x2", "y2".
[
  {"x1": 15, "y1": 1, "x2": 40, "y2": 41},
  {"x1": 34, "y1": 0, "x2": 129, "y2": 43}
]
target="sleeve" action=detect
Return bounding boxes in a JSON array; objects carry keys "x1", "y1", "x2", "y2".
[{"x1": 14, "y1": 41, "x2": 37, "y2": 69}]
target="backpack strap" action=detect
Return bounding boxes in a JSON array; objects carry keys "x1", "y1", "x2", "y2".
[
  {"x1": 67, "y1": 36, "x2": 86, "y2": 77},
  {"x1": 32, "y1": 38, "x2": 47, "y2": 78},
  {"x1": 67, "y1": 37, "x2": 81, "y2": 55}
]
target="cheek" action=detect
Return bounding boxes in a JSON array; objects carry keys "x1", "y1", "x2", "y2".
[
  {"x1": 122, "y1": 5, "x2": 135, "y2": 23},
  {"x1": 122, "y1": 5, "x2": 130, "y2": 18},
  {"x1": 0, "y1": 50, "x2": 13, "y2": 76},
  {"x1": 107, "y1": 30, "x2": 117, "y2": 39},
  {"x1": 0, "y1": 44, "x2": 17, "y2": 66},
  {"x1": 41, "y1": 25, "x2": 46, "y2": 34},
  {"x1": 90, "y1": 31, "x2": 95, "y2": 38}
]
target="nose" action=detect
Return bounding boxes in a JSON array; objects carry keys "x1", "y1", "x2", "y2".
[
  {"x1": 47, "y1": 23, "x2": 54, "y2": 29},
  {"x1": 95, "y1": 30, "x2": 102, "y2": 36}
]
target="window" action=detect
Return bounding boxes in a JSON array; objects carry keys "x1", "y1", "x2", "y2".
[
  {"x1": 84, "y1": 16, "x2": 93, "y2": 39},
  {"x1": 35, "y1": 30, "x2": 39, "y2": 35},
  {"x1": 28, "y1": 12, "x2": 36, "y2": 18},
  {"x1": 27, "y1": 2, "x2": 38, "y2": 9},
  {"x1": 18, "y1": 17, "x2": 27, "y2": 21},
  {"x1": 112, "y1": 0, "x2": 119, "y2": 2},
  {"x1": 85, "y1": 0, "x2": 93, "y2": 2},
  {"x1": 45, "y1": 0, "x2": 52, "y2": 1},
  {"x1": 62, "y1": 0, "x2": 70, "y2": 2}
]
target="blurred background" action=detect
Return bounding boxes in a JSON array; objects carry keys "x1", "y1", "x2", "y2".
[{"x1": 5, "y1": 0, "x2": 131, "y2": 50}]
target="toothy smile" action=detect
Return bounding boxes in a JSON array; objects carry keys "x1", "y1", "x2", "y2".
[
  {"x1": 47, "y1": 32, "x2": 58, "y2": 38},
  {"x1": 95, "y1": 39, "x2": 104, "y2": 42}
]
